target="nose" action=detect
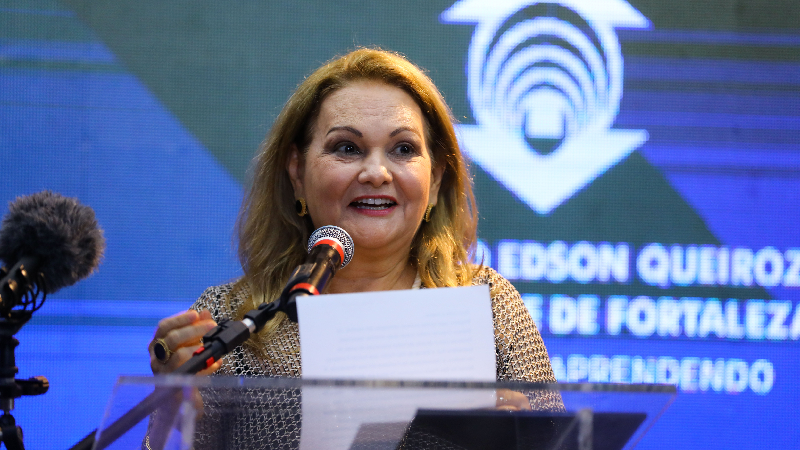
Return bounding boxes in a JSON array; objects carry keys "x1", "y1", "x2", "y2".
[{"x1": 357, "y1": 151, "x2": 392, "y2": 187}]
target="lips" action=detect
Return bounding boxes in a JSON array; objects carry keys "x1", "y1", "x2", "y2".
[{"x1": 350, "y1": 197, "x2": 397, "y2": 210}]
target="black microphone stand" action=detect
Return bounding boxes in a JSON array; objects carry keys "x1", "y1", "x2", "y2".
[
  {"x1": 0, "y1": 261, "x2": 51, "y2": 450},
  {"x1": 0, "y1": 313, "x2": 49, "y2": 450}
]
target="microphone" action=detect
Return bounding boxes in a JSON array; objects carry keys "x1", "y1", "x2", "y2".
[
  {"x1": 0, "y1": 193, "x2": 103, "y2": 450},
  {"x1": 0, "y1": 191, "x2": 104, "y2": 311},
  {"x1": 279, "y1": 225, "x2": 354, "y2": 318}
]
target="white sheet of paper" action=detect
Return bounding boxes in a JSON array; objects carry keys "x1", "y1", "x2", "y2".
[
  {"x1": 296, "y1": 285, "x2": 498, "y2": 450},
  {"x1": 296, "y1": 284, "x2": 496, "y2": 382}
]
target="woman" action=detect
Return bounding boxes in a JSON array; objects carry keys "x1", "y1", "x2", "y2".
[{"x1": 149, "y1": 48, "x2": 560, "y2": 448}]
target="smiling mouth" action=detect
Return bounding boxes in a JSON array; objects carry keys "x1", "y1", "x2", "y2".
[{"x1": 350, "y1": 198, "x2": 397, "y2": 210}]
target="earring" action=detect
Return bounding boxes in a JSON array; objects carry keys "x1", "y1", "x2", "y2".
[
  {"x1": 295, "y1": 198, "x2": 308, "y2": 217},
  {"x1": 424, "y1": 203, "x2": 434, "y2": 222}
]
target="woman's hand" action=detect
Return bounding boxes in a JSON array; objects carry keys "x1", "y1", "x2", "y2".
[
  {"x1": 495, "y1": 389, "x2": 532, "y2": 412},
  {"x1": 149, "y1": 309, "x2": 222, "y2": 375}
]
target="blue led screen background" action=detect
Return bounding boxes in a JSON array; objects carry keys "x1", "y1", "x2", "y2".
[{"x1": 1, "y1": 0, "x2": 798, "y2": 448}]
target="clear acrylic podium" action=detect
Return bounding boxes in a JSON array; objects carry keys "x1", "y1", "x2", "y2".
[{"x1": 95, "y1": 376, "x2": 675, "y2": 450}]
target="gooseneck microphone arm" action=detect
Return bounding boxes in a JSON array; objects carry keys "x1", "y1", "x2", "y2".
[{"x1": 70, "y1": 226, "x2": 353, "y2": 450}]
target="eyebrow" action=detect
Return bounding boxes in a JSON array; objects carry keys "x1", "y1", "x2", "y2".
[
  {"x1": 325, "y1": 126, "x2": 421, "y2": 138},
  {"x1": 326, "y1": 126, "x2": 362, "y2": 137},
  {"x1": 390, "y1": 126, "x2": 420, "y2": 138}
]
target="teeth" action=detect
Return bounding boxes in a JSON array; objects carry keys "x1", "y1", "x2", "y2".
[
  {"x1": 353, "y1": 198, "x2": 394, "y2": 209},
  {"x1": 359, "y1": 198, "x2": 392, "y2": 205}
]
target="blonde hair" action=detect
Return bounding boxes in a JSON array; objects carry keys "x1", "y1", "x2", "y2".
[{"x1": 233, "y1": 48, "x2": 478, "y2": 354}]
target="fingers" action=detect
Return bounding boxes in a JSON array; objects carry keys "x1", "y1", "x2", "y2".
[
  {"x1": 495, "y1": 405, "x2": 521, "y2": 411},
  {"x1": 495, "y1": 389, "x2": 532, "y2": 412},
  {"x1": 154, "y1": 310, "x2": 201, "y2": 339},
  {"x1": 162, "y1": 319, "x2": 218, "y2": 351},
  {"x1": 150, "y1": 309, "x2": 219, "y2": 375}
]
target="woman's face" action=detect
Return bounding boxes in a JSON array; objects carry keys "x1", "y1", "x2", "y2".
[{"x1": 288, "y1": 80, "x2": 443, "y2": 255}]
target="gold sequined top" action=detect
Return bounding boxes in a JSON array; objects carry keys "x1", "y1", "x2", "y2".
[{"x1": 187, "y1": 266, "x2": 561, "y2": 449}]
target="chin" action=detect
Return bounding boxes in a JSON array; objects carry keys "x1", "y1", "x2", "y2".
[{"x1": 351, "y1": 231, "x2": 407, "y2": 251}]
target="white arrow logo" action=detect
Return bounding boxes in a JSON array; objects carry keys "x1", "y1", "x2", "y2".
[{"x1": 442, "y1": 0, "x2": 651, "y2": 214}]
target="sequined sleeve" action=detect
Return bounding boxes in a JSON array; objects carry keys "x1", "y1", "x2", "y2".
[
  {"x1": 189, "y1": 283, "x2": 239, "y2": 324},
  {"x1": 473, "y1": 267, "x2": 564, "y2": 412},
  {"x1": 473, "y1": 267, "x2": 557, "y2": 383}
]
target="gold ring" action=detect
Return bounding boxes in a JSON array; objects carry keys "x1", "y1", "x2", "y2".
[{"x1": 152, "y1": 338, "x2": 172, "y2": 364}]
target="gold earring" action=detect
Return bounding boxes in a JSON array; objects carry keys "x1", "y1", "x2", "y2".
[
  {"x1": 295, "y1": 198, "x2": 308, "y2": 217},
  {"x1": 424, "y1": 203, "x2": 434, "y2": 222}
]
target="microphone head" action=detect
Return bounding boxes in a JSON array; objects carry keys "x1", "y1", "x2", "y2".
[
  {"x1": 307, "y1": 225, "x2": 354, "y2": 269},
  {"x1": 0, "y1": 191, "x2": 105, "y2": 293}
]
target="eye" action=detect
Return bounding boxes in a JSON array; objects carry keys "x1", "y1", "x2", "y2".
[
  {"x1": 332, "y1": 142, "x2": 360, "y2": 155},
  {"x1": 393, "y1": 143, "x2": 417, "y2": 157}
]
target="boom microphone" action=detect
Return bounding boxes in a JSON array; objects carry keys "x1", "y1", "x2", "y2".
[{"x1": 0, "y1": 191, "x2": 105, "y2": 310}]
